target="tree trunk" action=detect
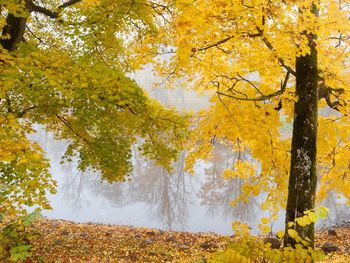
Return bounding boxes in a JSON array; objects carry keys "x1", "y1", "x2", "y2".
[
  {"x1": 0, "y1": 1, "x2": 31, "y2": 51},
  {"x1": 284, "y1": 33, "x2": 318, "y2": 247}
]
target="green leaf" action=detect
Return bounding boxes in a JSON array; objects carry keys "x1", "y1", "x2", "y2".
[
  {"x1": 308, "y1": 212, "x2": 318, "y2": 223},
  {"x1": 10, "y1": 245, "x2": 31, "y2": 254},
  {"x1": 23, "y1": 210, "x2": 41, "y2": 227},
  {"x1": 315, "y1": 207, "x2": 329, "y2": 219},
  {"x1": 10, "y1": 245, "x2": 31, "y2": 261}
]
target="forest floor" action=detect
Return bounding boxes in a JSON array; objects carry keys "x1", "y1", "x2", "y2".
[{"x1": 25, "y1": 219, "x2": 350, "y2": 262}]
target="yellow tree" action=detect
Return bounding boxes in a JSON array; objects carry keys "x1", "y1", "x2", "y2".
[
  {"x1": 137, "y1": 0, "x2": 350, "y2": 246},
  {"x1": 0, "y1": 0, "x2": 188, "y2": 216}
]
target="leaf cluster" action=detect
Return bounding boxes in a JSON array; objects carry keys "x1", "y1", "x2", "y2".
[
  {"x1": 210, "y1": 208, "x2": 329, "y2": 263},
  {"x1": 0, "y1": 210, "x2": 41, "y2": 262},
  {"x1": 0, "y1": 0, "x2": 189, "y2": 216}
]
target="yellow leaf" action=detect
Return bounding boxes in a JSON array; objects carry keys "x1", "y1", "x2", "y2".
[
  {"x1": 277, "y1": 230, "x2": 285, "y2": 239},
  {"x1": 260, "y1": 225, "x2": 271, "y2": 233},
  {"x1": 287, "y1": 229, "x2": 299, "y2": 240},
  {"x1": 261, "y1": 217, "x2": 270, "y2": 224},
  {"x1": 296, "y1": 216, "x2": 310, "y2": 227}
]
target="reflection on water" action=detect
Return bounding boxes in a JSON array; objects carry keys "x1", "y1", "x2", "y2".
[
  {"x1": 199, "y1": 143, "x2": 258, "y2": 225},
  {"x1": 31, "y1": 127, "x2": 350, "y2": 235},
  {"x1": 29, "y1": 84, "x2": 349, "y2": 235},
  {"x1": 32, "y1": 127, "x2": 267, "y2": 234},
  {"x1": 129, "y1": 150, "x2": 192, "y2": 229},
  {"x1": 32, "y1": 129, "x2": 350, "y2": 234}
]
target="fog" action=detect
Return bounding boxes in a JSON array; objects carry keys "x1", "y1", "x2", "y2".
[{"x1": 30, "y1": 67, "x2": 348, "y2": 235}]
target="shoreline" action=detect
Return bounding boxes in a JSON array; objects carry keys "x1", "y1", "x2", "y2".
[{"x1": 22, "y1": 219, "x2": 350, "y2": 262}]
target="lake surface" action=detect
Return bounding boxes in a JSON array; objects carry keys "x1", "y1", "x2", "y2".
[
  {"x1": 34, "y1": 129, "x2": 278, "y2": 235},
  {"x1": 34, "y1": 130, "x2": 348, "y2": 235},
  {"x1": 31, "y1": 71, "x2": 349, "y2": 235}
]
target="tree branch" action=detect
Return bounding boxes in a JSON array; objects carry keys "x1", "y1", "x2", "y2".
[
  {"x1": 30, "y1": 3, "x2": 57, "y2": 18},
  {"x1": 56, "y1": 114, "x2": 90, "y2": 145},
  {"x1": 17, "y1": 105, "x2": 36, "y2": 117},
  {"x1": 190, "y1": 26, "x2": 295, "y2": 77},
  {"x1": 25, "y1": 25, "x2": 45, "y2": 45},
  {"x1": 59, "y1": 0, "x2": 82, "y2": 9},
  {"x1": 30, "y1": 0, "x2": 82, "y2": 18},
  {"x1": 216, "y1": 71, "x2": 290, "y2": 102},
  {"x1": 318, "y1": 76, "x2": 346, "y2": 111},
  {"x1": 255, "y1": 26, "x2": 296, "y2": 76},
  {"x1": 192, "y1": 36, "x2": 234, "y2": 53},
  {"x1": 192, "y1": 32, "x2": 260, "y2": 54},
  {"x1": 236, "y1": 73, "x2": 264, "y2": 96}
]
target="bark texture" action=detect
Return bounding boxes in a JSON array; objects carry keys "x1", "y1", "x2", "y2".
[
  {"x1": 0, "y1": 0, "x2": 33, "y2": 51},
  {"x1": 0, "y1": 14, "x2": 28, "y2": 51},
  {"x1": 1, "y1": 0, "x2": 81, "y2": 51},
  {"x1": 284, "y1": 34, "x2": 318, "y2": 247}
]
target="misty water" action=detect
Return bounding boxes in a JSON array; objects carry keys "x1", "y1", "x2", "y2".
[
  {"x1": 31, "y1": 69, "x2": 349, "y2": 235},
  {"x1": 34, "y1": 128, "x2": 276, "y2": 235},
  {"x1": 33, "y1": 129, "x2": 349, "y2": 236}
]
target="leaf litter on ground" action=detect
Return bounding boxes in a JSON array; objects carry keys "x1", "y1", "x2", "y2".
[{"x1": 18, "y1": 219, "x2": 350, "y2": 262}]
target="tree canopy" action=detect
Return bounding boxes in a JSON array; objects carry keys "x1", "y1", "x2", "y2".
[
  {"x1": 137, "y1": 0, "x2": 350, "y2": 238},
  {"x1": 0, "y1": 0, "x2": 188, "y2": 215},
  {"x1": 1, "y1": 0, "x2": 350, "y2": 258}
]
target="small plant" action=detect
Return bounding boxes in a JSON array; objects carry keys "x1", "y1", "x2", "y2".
[
  {"x1": 210, "y1": 207, "x2": 329, "y2": 263},
  {"x1": 0, "y1": 210, "x2": 41, "y2": 262}
]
